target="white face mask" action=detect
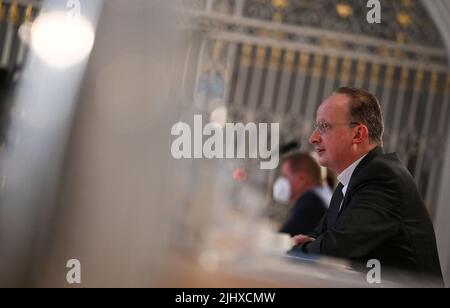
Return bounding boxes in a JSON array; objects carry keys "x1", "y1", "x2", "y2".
[{"x1": 273, "y1": 176, "x2": 291, "y2": 204}]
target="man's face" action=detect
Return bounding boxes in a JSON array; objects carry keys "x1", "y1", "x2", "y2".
[{"x1": 309, "y1": 94, "x2": 356, "y2": 174}]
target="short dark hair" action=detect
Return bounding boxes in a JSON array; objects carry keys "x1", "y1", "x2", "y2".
[
  {"x1": 282, "y1": 153, "x2": 322, "y2": 185},
  {"x1": 334, "y1": 87, "x2": 384, "y2": 145}
]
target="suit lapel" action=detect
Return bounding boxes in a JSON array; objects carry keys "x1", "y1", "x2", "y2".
[{"x1": 338, "y1": 147, "x2": 384, "y2": 216}]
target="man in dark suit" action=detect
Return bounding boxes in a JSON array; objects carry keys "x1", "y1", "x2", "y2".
[
  {"x1": 291, "y1": 87, "x2": 443, "y2": 283},
  {"x1": 276, "y1": 153, "x2": 330, "y2": 237}
]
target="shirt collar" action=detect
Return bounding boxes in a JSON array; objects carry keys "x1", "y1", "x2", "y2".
[{"x1": 337, "y1": 155, "x2": 367, "y2": 188}]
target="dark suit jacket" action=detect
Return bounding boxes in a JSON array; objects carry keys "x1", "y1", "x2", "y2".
[
  {"x1": 295, "y1": 147, "x2": 443, "y2": 281},
  {"x1": 280, "y1": 189, "x2": 327, "y2": 237}
]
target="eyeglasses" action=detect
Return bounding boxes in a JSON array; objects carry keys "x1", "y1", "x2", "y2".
[{"x1": 312, "y1": 121, "x2": 360, "y2": 135}]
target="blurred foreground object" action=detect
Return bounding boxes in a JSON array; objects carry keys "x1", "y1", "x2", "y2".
[
  {"x1": 0, "y1": 0, "x2": 103, "y2": 287},
  {"x1": 0, "y1": 0, "x2": 190, "y2": 287},
  {"x1": 37, "y1": 0, "x2": 191, "y2": 287}
]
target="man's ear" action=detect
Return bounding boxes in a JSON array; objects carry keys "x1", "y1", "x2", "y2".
[{"x1": 353, "y1": 125, "x2": 369, "y2": 144}]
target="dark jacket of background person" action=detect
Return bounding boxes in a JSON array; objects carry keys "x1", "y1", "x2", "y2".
[{"x1": 280, "y1": 189, "x2": 327, "y2": 237}]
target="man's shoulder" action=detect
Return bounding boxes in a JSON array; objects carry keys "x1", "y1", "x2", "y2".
[
  {"x1": 351, "y1": 151, "x2": 416, "y2": 191},
  {"x1": 361, "y1": 152, "x2": 408, "y2": 178},
  {"x1": 299, "y1": 189, "x2": 323, "y2": 201},
  {"x1": 295, "y1": 190, "x2": 327, "y2": 209}
]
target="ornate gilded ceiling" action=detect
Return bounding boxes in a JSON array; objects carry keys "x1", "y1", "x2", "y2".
[
  {"x1": 242, "y1": 0, "x2": 443, "y2": 48},
  {"x1": 184, "y1": 0, "x2": 448, "y2": 69}
]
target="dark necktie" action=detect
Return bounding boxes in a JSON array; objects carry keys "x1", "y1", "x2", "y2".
[{"x1": 328, "y1": 183, "x2": 344, "y2": 228}]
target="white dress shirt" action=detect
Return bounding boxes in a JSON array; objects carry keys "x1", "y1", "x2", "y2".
[
  {"x1": 312, "y1": 185, "x2": 333, "y2": 208},
  {"x1": 336, "y1": 155, "x2": 367, "y2": 211}
]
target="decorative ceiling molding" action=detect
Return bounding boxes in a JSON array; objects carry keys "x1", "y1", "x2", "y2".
[
  {"x1": 2, "y1": 0, "x2": 41, "y2": 7},
  {"x1": 185, "y1": 8, "x2": 449, "y2": 72},
  {"x1": 242, "y1": 0, "x2": 444, "y2": 48}
]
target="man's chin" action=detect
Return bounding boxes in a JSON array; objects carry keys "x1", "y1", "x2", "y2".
[{"x1": 317, "y1": 156, "x2": 327, "y2": 165}]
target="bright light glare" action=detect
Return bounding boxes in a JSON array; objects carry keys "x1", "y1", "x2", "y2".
[{"x1": 31, "y1": 12, "x2": 95, "y2": 68}]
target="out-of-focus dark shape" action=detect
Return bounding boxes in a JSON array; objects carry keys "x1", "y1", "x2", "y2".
[
  {"x1": 279, "y1": 140, "x2": 300, "y2": 156},
  {"x1": 0, "y1": 69, "x2": 12, "y2": 144}
]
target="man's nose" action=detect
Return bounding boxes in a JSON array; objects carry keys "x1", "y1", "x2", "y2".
[{"x1": 309, "y1": 129, "x2": 321, "y2": 145}]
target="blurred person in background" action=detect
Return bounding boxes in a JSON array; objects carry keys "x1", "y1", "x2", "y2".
[
  {"x1": 274, "y1": 153, "x2": 330, "y2": 237},
  {"x1": 291, "y1": 87, "x2": 443, "y2": 285}
]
